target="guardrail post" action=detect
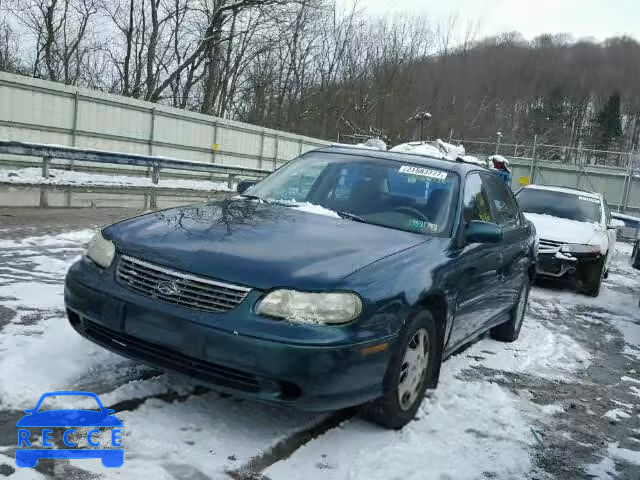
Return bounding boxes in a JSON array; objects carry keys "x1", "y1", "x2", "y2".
[
  {"x1": 212, "y1": 123, "x2": 219, "y2": 161},
  {"x1": 151, "y1": 165, "x2": 160, "y2": 184},
  {"x1": 147, "y1": 108, "x2": 156, "y2": 180},
  {"x1": 622, "y1": 146, "x2": 636, "y2": 213},
  {"x1": 148, "y1": 108, "x2": 156, "y2": 156},
  {"x1": 258, "y1": 130, "x2": 265, "y2": 169},
  {"x1": 228, "y1": 173, "x2": 236, "y2": 190},
  {"x1": 529, "y1": 134, "x2": 538, "y2": 184},
  {"x1": 149, "y1": 191, "x2": 157, "y2": 210},
  {"x1": 42, "y1": 157, "x2": 51, "y2": 178},
  {"x1": 70, "y1": 90, "x2": 79, "y2": 171},
  {"x1": 273, "y1": 134, "x2": 279, "y2": 170}
]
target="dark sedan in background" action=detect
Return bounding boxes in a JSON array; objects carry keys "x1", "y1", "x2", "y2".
[{"x1": 65, "y1": 146, "x2": 537, "y2": 429}]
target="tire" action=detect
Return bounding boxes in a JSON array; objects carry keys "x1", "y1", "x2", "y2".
[
  {"x1": 360, "y1": 311, "x2": 440, "y2": 429},
  {"x1": 581, "y1": 259, "x2": 604, "y2": 297},
  {"x1": 491, "y1": 275, "x2": 530, "y2": 342},
  {"x1": 633, "y1": 241, "x2": 640, "y2": 270}
]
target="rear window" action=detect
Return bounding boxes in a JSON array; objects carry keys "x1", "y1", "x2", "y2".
[{"x1": 516, "y1": 188, "x2": 601, "y2": 223}]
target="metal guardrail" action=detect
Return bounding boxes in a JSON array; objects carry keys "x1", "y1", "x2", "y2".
[{"x1": 0, "y1": 140, "x2": 272, "y2": 188}]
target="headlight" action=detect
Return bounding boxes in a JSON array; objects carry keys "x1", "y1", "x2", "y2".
[
  {"x1": 560, "y1": 244, "x2": 601, "y2": 254},
  {"x1": 256, "y1": 290, "x2": 362, "y2": 325},
  {"x1": 86, "y1": 231, "x2": 115, "y2": 268}
]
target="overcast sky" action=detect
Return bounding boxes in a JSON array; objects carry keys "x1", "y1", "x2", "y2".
[{"x1": 344, "y1": 0, "x2": 640, "y2": 42}]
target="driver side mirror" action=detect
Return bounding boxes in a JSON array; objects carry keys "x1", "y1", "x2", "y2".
[
  {"x1": 465, "y1": 220, "x2": 503, "y2": 244},
  {"x1": 237, "y1": 180, "x2": 257, "y2": 194}
]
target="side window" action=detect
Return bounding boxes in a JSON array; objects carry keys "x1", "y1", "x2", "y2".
[
  {"x1": 483, "y1": 174, "x2": 520, "y2": 229},
  {"x1": 462, "y1": 173, "x2": 493, "y2": 223}
]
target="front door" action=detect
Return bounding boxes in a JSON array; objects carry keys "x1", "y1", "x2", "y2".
[
  {"x1": 448, "y1": 173, "x2": 504, "y2": 349},
  {"x1": 483, "y1": 174, "x2": 529, "y2": 306}
]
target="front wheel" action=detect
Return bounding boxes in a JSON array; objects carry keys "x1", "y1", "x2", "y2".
[
  {"x1": 360, "y1": 311, "x2": 440, "y2": 429},
  {"x1": 491, "y1": 275, "x2": 530, "y2": 342},
  {"x1": 581, "y1": 259, "x2": 604, "y2": 297}
]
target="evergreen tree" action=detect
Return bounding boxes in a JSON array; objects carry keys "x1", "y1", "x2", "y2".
[{"x1": 593, "y1": 91, "x2": 623, "y2": 153}]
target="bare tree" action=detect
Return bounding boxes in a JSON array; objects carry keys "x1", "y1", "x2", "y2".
[{"x1": 8, "y1": 0, "x2": 102, "y2": 84}]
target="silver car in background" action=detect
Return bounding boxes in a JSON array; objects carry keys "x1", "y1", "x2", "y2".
[{"x1": 515, "y1": 185, "x2": 624, "y2": 296}]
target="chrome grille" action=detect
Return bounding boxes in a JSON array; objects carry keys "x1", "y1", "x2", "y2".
[
  {"x1": 116, "y1": 255, "x2": 250, "y2": 312},
  {"x1": 538, "y1": 238, "x2": 564, "y2": 254}
]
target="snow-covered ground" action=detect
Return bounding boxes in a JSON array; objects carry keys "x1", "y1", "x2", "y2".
[
  {"x1": 0, "y1": 230, "x2": 639, "y2": 479},
  {"x1": 0, "y1": 166, "x2": 231, "y2": 192}
]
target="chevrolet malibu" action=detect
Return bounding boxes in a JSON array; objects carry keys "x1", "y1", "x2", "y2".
[{"x1": 65, "y1": 145, "x2": 536, "y2": 429}]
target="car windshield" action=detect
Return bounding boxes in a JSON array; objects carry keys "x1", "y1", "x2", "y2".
[
  {"x1": 246, "y1": 153, "x2": 459, "y2": 236},
  {"x1": 516, "y1": 188, "x2": 602, "y2": 223}
]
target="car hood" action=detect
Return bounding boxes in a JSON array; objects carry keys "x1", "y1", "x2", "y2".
[
  {"x1": 104, "y1": 199, "x2": 429, "y2": 290},
  {"x1": 16, "y1": 410, "x2": 122, "y2": 427},
  {"x1": 523, "y1": 212, "x2": 604, "y2": 245}
]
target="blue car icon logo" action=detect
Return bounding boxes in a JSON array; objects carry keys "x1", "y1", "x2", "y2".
[{"x1": 16, "y1": 391, "x2": 123, "y2": 468}]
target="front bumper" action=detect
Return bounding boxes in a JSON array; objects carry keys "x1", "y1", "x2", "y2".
[
  {"x1": 537, "y1": 250, "x2": 603, "y2": 279},
  {"x1": 64, "y1": 258, "x2": 395, "y2": 411}
]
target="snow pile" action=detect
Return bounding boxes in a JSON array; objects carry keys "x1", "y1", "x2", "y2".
[
  {"x1": 0, "y1": 229, "x2": 95, "y2": 249},
  {"x1": 462, "y1": 314, "x2": 591, "y2": 380},
  {"x1": 0, "y1": 229, "x2": 115, "y2": 408},
  {"x1": 390, "y1": 141, "x2": 445, "y2": 158},
  {"x1": 267, "y1": 355, "x2": 536, "y2": 480},
  {"x1": 357, "y1": 138, "x2": 387, "y2": 151},
  {"x1": 331, "y1": 139, "x2": 386, "y2": 151},
  {"x1": 0, "y1": 166, "x2": 231, "y2": 192},
  {"x1": 586, "y1": 443, "x2": 640, "y2": 479},
  {"x1": 271, "y1": 200, "x2": 340, "y2": 218},
  {"x1": 292, "y1": 202, "x2": 340, "y2": 218},
  {"x1": 390, "y1": 139, "x2": 466, "y2": 161},
  {"x1": 437, "y1": 139, "x2": 465, "y2": 157}
]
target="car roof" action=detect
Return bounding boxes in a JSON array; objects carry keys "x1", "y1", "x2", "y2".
[
  {"x1": 312, "y1": 145, "x2": 484, "y2": 175},
  {"x1": 521, "y1": 184, "x2": 602, "y2": 199}
]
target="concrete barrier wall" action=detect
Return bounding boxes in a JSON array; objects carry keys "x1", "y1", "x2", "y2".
[{"x1": 0, "y1": 72, "x2": 329, "y2": 173}]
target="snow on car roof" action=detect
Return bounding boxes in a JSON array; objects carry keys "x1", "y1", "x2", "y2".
[{"x1": 523, "y1": 184, "x2": 601, "y2": 199}]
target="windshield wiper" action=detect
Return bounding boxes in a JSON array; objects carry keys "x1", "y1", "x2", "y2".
[{"x1": 336, "y1": 211, "x2": 368, "y2": 223}]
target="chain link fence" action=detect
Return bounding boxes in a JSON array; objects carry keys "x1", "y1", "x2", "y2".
[{"x1": 445, "y1": 136, "x2": 638, "y2": 170}]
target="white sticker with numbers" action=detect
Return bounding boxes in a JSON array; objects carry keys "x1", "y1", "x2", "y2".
[
  {"x1": 579, "y1": 196, "x2": 599, "y2": 203},
  {"x1": 398, "y1": 165, "x2": 448, "y2": 180}
]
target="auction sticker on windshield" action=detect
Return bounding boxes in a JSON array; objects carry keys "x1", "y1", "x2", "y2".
[
  {"x1": 579, "y1": 196, "x2": 599, "y2": 203},
  {"x1": 398, "y1": 165, "x2": 448, "y2": 181}
]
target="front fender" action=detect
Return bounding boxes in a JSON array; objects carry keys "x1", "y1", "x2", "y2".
[{"x1": 339, "y1": 239, "x2": 456, "y2": 337}]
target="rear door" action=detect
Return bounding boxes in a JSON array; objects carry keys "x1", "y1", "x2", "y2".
[
  {"x1": 448, "y1": 173, "x2": 504, "y2": 349},
  {"x1": 482, "y1": 174, "x2": 530, "y2": 307}
]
